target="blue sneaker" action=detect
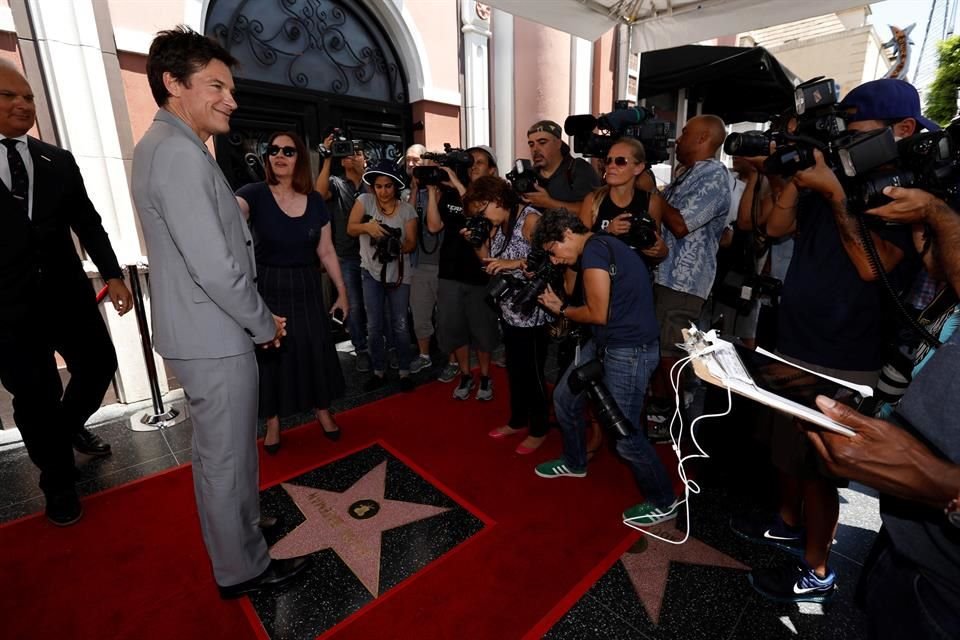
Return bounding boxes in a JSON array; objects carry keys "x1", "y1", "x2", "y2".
[
  {"x1": 748, "y1": 562, "x2": 837, "y2": 603},
  {"x1": 730, "y1": 512, "x2": 805, "y2": 556}
]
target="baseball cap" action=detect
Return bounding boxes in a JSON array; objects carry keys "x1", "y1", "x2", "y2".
[
  {"x1": 467, "y1": 144, "x2": 498, "y2": 167},
  {"x1": 839, "y1": 79, "x2": 939, "y2": 131},
  {"x1": 527, "y1": 120, "x2": 563, "y2": 139},
  {"x1": 362, "y1": 159, "x2": 406, "y2": 190}
]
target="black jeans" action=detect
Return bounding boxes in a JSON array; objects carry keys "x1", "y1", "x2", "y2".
[{"x1": 502, "y1": 322, "x2": 549, "y2": 437}]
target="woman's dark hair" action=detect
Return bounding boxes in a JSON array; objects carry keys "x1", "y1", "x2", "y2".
[
  {"x1": 462, "y1": 175, "x2": 520, "y2": 214},
  {"x1": 263, "y1": 131, "x2": 313, "y2": 194},
  {"x1": 532, "y1": 208, "x2": 588, "y2": 249},
  {"x1": 146, "y1": 26, "x2": 237, "y2": 107}
]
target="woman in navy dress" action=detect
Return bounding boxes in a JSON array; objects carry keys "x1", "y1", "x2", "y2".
[{"x1": 236, "y1": 131, "x2": 347, "y2": 453}]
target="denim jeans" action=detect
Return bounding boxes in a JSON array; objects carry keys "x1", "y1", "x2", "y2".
[
  {"x1": 361, "y1": 270, "x2": 412, "y2": 374},
  {"x1": 553, "y1": 338, "x2": 675, "y2": 508},
  {"x1": 339, "y1": 256, "x2": 368, "y2": 352}
]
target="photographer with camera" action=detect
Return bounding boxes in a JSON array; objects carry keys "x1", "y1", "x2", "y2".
[
  {"x1": 316, "y1": 134, "x2": 375, "y2": 372},
  {"x1": 346, "y1": 160, "x2": 418, "y2": 392},
  {"x1": 579, "y1": 137, "x2": 667, "y2": 267},
  {"x1": 462, "y1": 176, "x2": 551, "y2": 454},
  {"x1": 425, "y1": 146, "x2": 501, "y2": 400},
  {"x1": 646, "y1": 115, "x2": 731, "y2": 435},
  {"x1": 531, "y1": 209, "x2": 678, "y2": 526},
  {"x1": 525, "y1": 120, "x2": 601, "y2": 212},
  {"x1": 734, "y1": 79, "x2": 925, "y2": 605},
  {"x1": 794, "y1": 185, "x2": 960, "y2": 639}
]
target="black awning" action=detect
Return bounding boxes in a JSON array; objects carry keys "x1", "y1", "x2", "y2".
[{"x1": 638, "y1": 45, "x2": 800, "y2": 124}]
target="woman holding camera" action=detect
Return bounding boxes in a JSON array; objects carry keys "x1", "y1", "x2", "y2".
[
  {"x1": 347, "y1": 160, "x2": 418, "y2": 392},
  {"x1": 235, "y1": 131, "x2": 348, "y2": 454},
  {"x1": 579, "y1": 138, "x2": 667, "y2": 266},
  {"x1": 463, "y1": 176, "x2": 551, "y2": 454},
  {"x1": 533, "y1": 209, "x2": 678, "y2": 527}
]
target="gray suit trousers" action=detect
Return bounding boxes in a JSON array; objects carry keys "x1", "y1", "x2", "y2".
[{"x1": 167, "y1": 352, "x2": 269, "y2": 586}]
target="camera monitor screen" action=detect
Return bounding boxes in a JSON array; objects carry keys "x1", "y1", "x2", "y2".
[{"x1": 732, "y1": 344, "x2": 866, "y2": 413}]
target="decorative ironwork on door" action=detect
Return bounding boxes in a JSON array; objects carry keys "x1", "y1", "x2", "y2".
[{"x1": 207, "y1": 0, "x2": 406, "y2": 104}]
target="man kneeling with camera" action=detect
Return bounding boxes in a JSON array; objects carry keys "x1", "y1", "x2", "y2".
[{"x1": 533, "y1": 209, "x2": 678, "y2": 527}]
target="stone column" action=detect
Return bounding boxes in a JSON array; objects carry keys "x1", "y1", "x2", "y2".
[
  {"x1": 461, "y1": 0, "x2": 492, "y2": 148},
  {"x1": 491, "y1": 8, "x2": 514, "y2": 168},
  {"x1": 14, "y1": 0, "x2": 163, "y2": 404}
]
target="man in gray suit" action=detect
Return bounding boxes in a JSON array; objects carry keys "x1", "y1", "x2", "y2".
[{"x1": 132, "y1": 26, "x2": 310, "y2": 599}]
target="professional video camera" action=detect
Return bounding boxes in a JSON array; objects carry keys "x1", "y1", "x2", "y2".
[
  {"x1": 504, "y1": 159, "x2": 542, "y2": 193},
  {"x1": 462, "y1": 214, "x2": 493, "y2": 248},
  {"x1": 724, "y1": 77, "x2": 847, "y2": 176},
  {"x1": 413, "y1": 143, "x2": 475, "y2": 186},
  {"x1": 329, "y1": 128, "x2": 361, "y2": 158},
  {"x1": 361, "y1": 214, "x2": 403, "y2": 263},
  {"x1": 487, "y1": 247, "x2": 565, "y2": 316},
  {"x1": 564, "y1": 101, "x2": 675, "y2": 163},
  {"x1": 567, "y1": 360, "x2": 632, "y2": 438}
]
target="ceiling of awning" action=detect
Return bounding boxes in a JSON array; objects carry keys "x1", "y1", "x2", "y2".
[{"x1": 483, "y1": 0, "x2": 868, "y2": 50}]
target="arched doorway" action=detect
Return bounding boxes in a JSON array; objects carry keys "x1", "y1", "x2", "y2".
[{"x1": 205, "y1": 0, "x2": 412, "y2": 188}]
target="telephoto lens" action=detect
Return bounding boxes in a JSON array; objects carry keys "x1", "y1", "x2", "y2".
[{"x1": 567, "y1": 360, "x2": 633, "y2": 438}]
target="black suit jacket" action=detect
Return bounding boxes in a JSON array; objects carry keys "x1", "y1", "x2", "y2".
[{"x1": 0, "y1": 137, "x2": 123, "y2": 332}]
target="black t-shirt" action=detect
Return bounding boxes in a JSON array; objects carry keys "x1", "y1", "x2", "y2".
[
  {"x1": 776, "y1": 191, "x2": 916, "y2": 371},
  {"x1": 436, "y1": 188, "x2": 488, "y2": 286},
  {"x1": 540, "y1": 156, "x2": 602, "y2": 209},
  {"x1": 235, "y1": 182, "x2": 328, "y2": 266},
  {"x1": 882, "y1": 330, "x2": 960, "y2": 609},
  {"x1": 326, "y1": 175, "x2": 366, "y2": 258},
  {"x1": 592, "y1": 189, "x2": 654, "y2": 254}
]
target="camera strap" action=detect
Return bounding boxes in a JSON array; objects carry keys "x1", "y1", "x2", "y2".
[{"x1": 585, "y1": 236, "x2": 617, "y2": 328}]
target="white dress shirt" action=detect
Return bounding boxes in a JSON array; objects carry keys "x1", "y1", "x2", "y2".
[{"x1": 0, "y1": 133, "x2": 35, "y2": 220}]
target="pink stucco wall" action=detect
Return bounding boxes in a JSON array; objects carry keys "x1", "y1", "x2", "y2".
[
  {"x1": 512, "y1": 19, "x2": 571, "y2": 164},
  {"x1": 592, "y1": 31, "x2": 616, "y2": 115},
  {"x1": 405, "y1": 0, "x2": 461, "y2": 97},
  {"x1": 118, "y1": 52, "x2": 155, "y2": 145}
]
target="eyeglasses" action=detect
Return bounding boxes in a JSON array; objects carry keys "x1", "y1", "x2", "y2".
[
  {"x1": 604, "y1": 156, "x2": 633, "y2": 166},
  {"x1": 267, "y1": 145, "x2": 297, "y2": 157}
]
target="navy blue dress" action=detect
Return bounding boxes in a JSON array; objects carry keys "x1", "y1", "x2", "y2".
[{"x1": 235, "y1": 182, "x2": 345, "y2": 417}]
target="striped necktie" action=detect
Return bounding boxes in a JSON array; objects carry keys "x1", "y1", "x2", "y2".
[{"x1": 2, "y1": 138, "x2": 29, "y2": 219}]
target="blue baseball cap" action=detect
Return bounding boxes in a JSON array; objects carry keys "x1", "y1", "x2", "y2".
[{"x1": 839, "y1": 79, "x2": 939, "y2": 131}]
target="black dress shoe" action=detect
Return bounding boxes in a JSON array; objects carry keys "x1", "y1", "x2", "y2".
[
  {"x1": 45, "y1": 489, "x2": 83, "y2": 527},
  {"x1": 320, "y1": 419, "x2": 341, "y2": 442},
  {"x1": 218, "y1": 556, "x2": 313, "y2": 599},
  {"x1": 73, "y1": 428, "x2": 112, "y2": 457},
  {"x1": 263, "y1": 440, "x2": 281, "y2": 455}
]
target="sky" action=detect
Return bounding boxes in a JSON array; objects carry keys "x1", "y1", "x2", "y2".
[{"x1": 869, "y1": 0, "x2": 941, "y2": 78}]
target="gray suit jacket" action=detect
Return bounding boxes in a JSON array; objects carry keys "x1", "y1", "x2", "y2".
[{"x1": 132, "y1": 110, "x2": 275, "y2": 360}]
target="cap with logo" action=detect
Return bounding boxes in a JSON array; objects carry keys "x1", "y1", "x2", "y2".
[{"x1": 839, "y1": 78, "x2": 939, "y2": 132}]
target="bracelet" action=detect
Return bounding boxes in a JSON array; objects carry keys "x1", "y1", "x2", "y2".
[
  {"x1": 559, "y1": 301, "x2": 569, "y2": 317},
  {"x1": 317, "y1": 145, "x2": 331, "y2": 158}
]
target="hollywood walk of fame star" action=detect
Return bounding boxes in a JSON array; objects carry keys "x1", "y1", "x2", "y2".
[
  {"x1": 269, "y1": 461, "x2": 449, "y2": 596},
  {"x1": 619, "y1": 524, "x2": 749, "y2": 625}
]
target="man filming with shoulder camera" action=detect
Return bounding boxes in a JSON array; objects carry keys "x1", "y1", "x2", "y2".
[
  {"x1": 425, "y1": 145, "x2": 500, "y2": 400},
  {"x1": 533, "y1": 209, "x2": 678, "y2": 527},
  {"x1": 733, "y1": 78, "x2": 925, "y2": 605}
]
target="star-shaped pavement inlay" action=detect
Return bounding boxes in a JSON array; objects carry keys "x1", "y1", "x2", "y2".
[
  {"x1": 269, "y1": 461, "x2": 449, "y2": 596},
  {"x1": 620, "y1": 524, "x2": 749, "y2": 625}
]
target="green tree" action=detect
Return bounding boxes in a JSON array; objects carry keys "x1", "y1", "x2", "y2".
[{"x1": 926, "y1": 34, "x2": 960, "y2": 125}]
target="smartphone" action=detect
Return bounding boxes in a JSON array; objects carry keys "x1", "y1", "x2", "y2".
[{"x1": 331, "y1": 308, "x2": 345, "y2": 325}]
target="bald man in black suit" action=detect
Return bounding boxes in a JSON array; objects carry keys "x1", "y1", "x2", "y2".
[{"x1": 0, "y1": 60, "x2": 132, "y2": 526}]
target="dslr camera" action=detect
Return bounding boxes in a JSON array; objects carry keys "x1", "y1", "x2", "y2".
[
  {"x1": 567, "y1": 360, "x2": 633, "y2": 438},
  {"x1": 564, "y1": 101, "x2": 675, "y2": 163},
  {"x1": 505, "y1": 159, "x2": 542, "y2": 193},
  {"x1": 413, "y1": 143, "x2": 475, "y2": 186},
  {"x1": 361, "y1": 214, "x2": 403, "y2": 263},
  {"x1": 462, "y1": 214, "x2": 493, "y2": 248},
  {"x1": 487, "y1": 247, "x2": 564, "y2": 316},
  {"x1": 621, "y1": 213, "x2": 658, "y2": 251},
  {"x1": 329, "y1": 128, "x2": 361, "y2": 158},
  {"x1": 724, "y1": 77, "x2": 847, "y2": 176}
]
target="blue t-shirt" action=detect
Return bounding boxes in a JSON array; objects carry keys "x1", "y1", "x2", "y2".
[
  {"x1": 235, "y1": 182, "x2": 330, "y2": 267},
  {"x1": 582, "y1": 235, "x2": 658, "y2": 348},
  {"x1": 777, "y1": 191, "x2": 916, "y2": 371}
]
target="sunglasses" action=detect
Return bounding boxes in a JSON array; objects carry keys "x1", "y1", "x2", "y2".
[
  {"x1": 604, "y1": 156, "x2": 633, "y2": 166},
  {"x1": 267, "y1": 145, "x2": 297, "y2": 157}
]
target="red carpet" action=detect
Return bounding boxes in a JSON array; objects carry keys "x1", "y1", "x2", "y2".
[{"x1": 0, "y1": 368, "x2": 680, "y2": 639}]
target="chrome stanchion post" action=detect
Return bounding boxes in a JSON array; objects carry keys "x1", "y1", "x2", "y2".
[{"x1": 127, "y1": 263, "x2": 186, "y2": 431}]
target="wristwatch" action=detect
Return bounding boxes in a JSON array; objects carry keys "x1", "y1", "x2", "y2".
[
  {"x1": 559, "y1": 301, "x2": 569, "y2": 317},
  {"x1": 947, "y1": 493, "x2": 960, "y2": 529}
]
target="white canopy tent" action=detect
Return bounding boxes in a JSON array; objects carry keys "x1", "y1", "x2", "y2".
[{"x1": 482, "y1": 0, "x2": 869, "y2": 49}]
